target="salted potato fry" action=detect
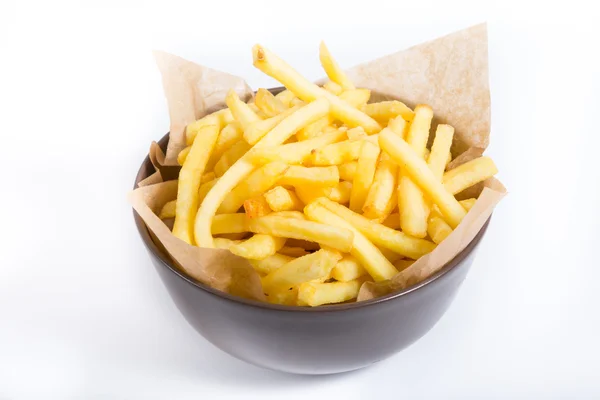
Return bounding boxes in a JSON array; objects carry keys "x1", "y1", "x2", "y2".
[
  {"x1": 323, "y1": 81, "x2": 343, "y2": 95},
  {"x1": 262, "y1": 249, "x2": 342, "y2": 293},
  {"x1": 398, "y1": 105, "x2": 433, "y2": 238},
  {"x1": 229, "y1": 234, "x2": 286, "y2": 260},
  {"x1": 388, "y1": 116, "x2": 408, "y2": 139},
  {"x1": 159, "y1": 200, "x2": 176, "y2": 219},
  {"x1": 310, "y1": 140, "x2": 362, "y2": 166},
  {"x1": 338, "y1": 161, "x2": 358, "y2": 181},
  {"x1": 270, "y1": 210, "x2": 306, "y2": 220},
  {"x1": 278, "y1": 247, "x2": 309, "y2": 257},
  {"x1": 378, "y1": 129, "x2": 466, "y2": 228},
  {"x1": 186, "y1": 108, "x2": 233, "y2": 145},
  {"x1": 363, "y1": 153, "x2": 398, "y2": 220},
  {"x1": 244, "y1": 105, "x2": 302, "y2": 145},
  {"x1": 247, "y1": 215, "x2": 354, "y2": 252},
  {"x1": 267, "y1": 287, "x2": 299, "y2": 305},
  {"x1": 226, "y1": 90, "x2": 262, "y2": 131},
  {"x1": 349, "y1": 141, "x2": 380, "y2": 212},
  {"x1": 214, "y1": 140, "x2": 251, "y2": 177},
  {"x1": 206, "y1": 122, "x2": 244, "y2": 171},
  {"x1": 296, "y1": 116, "x2": 331, "y2": 141},
  {"x1": 381, "y1": 213, "x2": 401, "y2": 230},
  {"x1": 255, "y1": 88, "x2": 287, "y2": 117},
  {"x1": 304, "y1": 201, "x2": 397, "y2": 281},
  {"x1": 295, "y1": 181, "x2": 350, "y2": 205},
  {"x1": 177, "y1": 146, "x2": 191, "y2": 165},
  {"x1": 331, "y1": 255, "x2": 367, "y2": 282},
  {"x1": 173, "y1": 124, "x2": 220, "y2": 244},
  {"x1": 443, "y1": 156, "x2": 498, "y2": 195},
  {"x1": 247, "y1": 129, "x2": 346, "y2": 165},
  {"x1": 244, "y1": 196, "x2": 272, "y2": 218},
  {"x1": 278, "y1": 165, "x2": 339, "y2": 187},
  {"x1": 211, "y1": 213, "x2": 248, "y2": 235},
  {"x1": 362, "y1": 101, "x2": 414, "y2": 123},
  {"x1": 219, "y1": 161, "x2": 289, "y2": 214},
  {"x1": 319, "y1": 42, "x2": 355, "y2": 90},
  {"x1": 275, "y1": 90, "x2": 296, "y2": 107},
  {"x1": 315, "y1": 197, "x2": 436, "y2": 260},
  {"x1": 394, "y1": 259, "x2": 415, "y2": 272},
  {"x1": 252, "y1": 45, "x2": 381, "y2": 133},
  {"x1": 247, "y1": 103, "x2": 268, "y2": 119},
  {"x1": 298, "y1": 280, "x2": 361, "y2": 307},
  {"x1": 346, "y1": 127, "x2": 367, "y2": 141},
  {"x1": 250, "y1": 253, "x2": 294, "y2": 275},
  {"x1": 428, "y1": 124, "x2": 455, "y2": 180},
  {"x1": 198, "y1": 178, "x2": 218, "y2": 204},
  {"x1": 213, "y1": 237, "x2": 241, "y2": 250},
  {"x1": 339, "y1": 89, "x2": 371, "y2": 109},
  {"x1": 264, "y1": 186, "x2": 303, "y2": 212}
]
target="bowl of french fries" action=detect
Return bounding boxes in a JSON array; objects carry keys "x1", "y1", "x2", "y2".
[{"x1": 131, "y1": 25, "x2": 506, "y2": 374}]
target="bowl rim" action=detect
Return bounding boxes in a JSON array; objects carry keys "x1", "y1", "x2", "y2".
[{"x1": 132, "y1": 88, "x2": 492, "y2": 313}]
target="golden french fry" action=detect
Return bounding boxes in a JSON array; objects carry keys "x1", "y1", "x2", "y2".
[
  {"x1": 252, "y1": 45, "x2": 381, "y2": 133},
  {"x1": 247, "y1": 215, "x2": 354, "y2": 252},
  {"x1": 381, "y1": 212, "x2": 401, "y2": 230},
  {"x1": 297, "y1": 280, "x2": 361, "y2": 307},
  {"x1": 290, "y1": 97, "x2": 305, "y2": 107},
  {"x1": 198, "y1": 178, "x2": 218, "y2": 204},
  {"x1": 319, "y1": 42, "x2": 355, "y2": 90},
  {"x1": 378, "y1": 246, "x2": 403, "y2": 263},
  {"x1": 443, "y1": 156, "x2": 498, "y2": 195},
  {"x1": 255, "y1": 88, "x2": 287, "y2": 117},
  {"x1": 398, "y1": 105, "x2": 433, "y2": 238},
  {"x1": 304, "y1": 201, "x2": 397, "y2": 281},
  {"x1": 226, "y1": 89, "x2": 262, "y2": 130},
  {"x1": 177, "y1": 146, "x2": 191, "y2": 165},
  {"x1": 243, "y1": 105, "x2": 302, "y2": 145},
  {"x1": 338, "y1": 161, "x2": 358, "y2": 181},
  {"x1": 323, "y1": 81, "x2": 343, "y2": 95},
  {"x1": 315, "y1": 197, "x2": 436, "y2": 260},
  {"x1": 346, "y1": 127, "x2": 367, "y2": 141},
  {"x1": 460, "y1": 198, "x2": 477, "y2": 210},
  {"x1": 206, "y1": 122, "x2": 244, "y2": 171},
  {"x1": 216, "y1": 232, "x2": 248, "y2": 241},
  {"x1": 249, "y1": 253, "x2": 294, "y2": 275},
  {"x1": 200, "y1": 172, "x2": 215, "y2": 184},
  {"x1": 274, "y1": 89, "x2": 296, "y2": 107},
  {"x1": 244, "y1": 196, "x2": 272, "y2": 218},
  {"x1": 211, "y1": 213, "x2": 248, "y2": 235},
  {"x1": 378, "y1": 128, "x2": 466, "y2": 228},
  {"x1": 278, "y1": 247, "x2": 309, "y2": 257},
  {"x1": 349, "y1": 141, "x2": 380, "y2": 212},
  {"x1": 173, "y1": 124, "x2": 220, "y2": 244},
  {"x1": 264, "y1": 186, "x2": 303, "y2": 212},
  {"x1": 363, "y1": 153, "x2": 398, "y2": 220},
  {"x1": 309, "y1": 140, "x2": 363, "y2": 166},
  {"x1": 159, "y1": 200, "x2": 176, "y2": 219},
  {"x1": 362, "y1": 101, "x2": 414, "y2": 123},
  {"x1": 262, "y1": 249, "x2": 341, "y2": 293},
  {"x1": 247, "y1": 129, "x2": 346, "y2": 165},
  {"x1": 427, "y1": 214, "x2": 452, "y2": 244},
  {"x1": 229, "y1": 234, "x2": 286, "y2": 260},
  {"x1": 428, "y1": 124, "x2": 455, "y2": 180},
  {"x1": 219, "y1": 161, "x2": 289, "y2": 214},
  {"x1": 214, "y1": 140, "x2": 251, "y2": 177},
  {"x1": 278, "y1": 165, "x2": 339, "y2": 187},
  {"x1": 339, "y1": 89, "x2": 371, "y2": 109},
  {"x1": 247, "y1": 103, "x2": 269, "y2": 119},
  {"x1": 213, "y1": 237, "x2": 241, "y2": 250},
  {"x1": 185, "y1": 108, "x2": 233, "y2": 146},
  {"x1": 267, "y1": 287, "x2": 299, "y2": 305},
  {"x1": 331, "y1": 255, "x2": 367, "y2": 282},
  {"x1": 269, "y1": 210, "x2": 306, "y2": 220},
  {"x1": 295, "y1": 181, "x2": 351, "y2": 205},
  {"x1": 393, "y1": 259, "x2": 414, "y2": 272},
  {"x1": 388, "y1": 116, "x2": 408, "y2": 139},
  {"x1": 295, "y1": 116, "x2": 331, "y2": 141}
]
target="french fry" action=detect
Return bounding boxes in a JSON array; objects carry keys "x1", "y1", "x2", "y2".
[
  {"x1": 201, "y1": 172, "x2": 215, "y2": 184},
  {"x1": 219, "y1": 161, "x2": 289, "y2": 214},
  {"x1": 264, "y1": 186, "x2": 303, "y2": 212},
  {"x1": 346, "y1": 127, "x2": 367, "y2": 141},
  {"x1": 378, "y1": 128, "x2": 466, "y2": 228},
  {"x1": 211, "y1": 213, "x2": 248, "y2": 235},
  {"x1": 319, "y1": 42, "x2": 355, "y2": 90},
  {"x1": 185, "y1": 108, "x2": 233, "y2": 145},
  {"x1": 226, "y1": 89, "x2": 262, "y2": 132},
  {"x1": 295, "y1": 116, "x2": 331, "y2": 141},
  {"x1": 428, "y1": 124, "x2": 455, "y2": 180},
  {"x1": 173, "y1": 124, "x2": 220, "y2": 244},
  {"x1": 285, "y1": 239, "x2": 321, "y2": 251},
  {"x1": 159, "y1": 200, "x2": 176, "y2": 219},
  {"x1": 267, "y1": 287, "x2": 299, "y2": 305},
  {"x1": 247, "y1": 129, "x2": 346, "y2": 165},
  {"x1": 262, "y1": 249, "x2": 342, "y2": 293},
  {"x1": 244, "y1": 196, "x2": 272, "y2": 218},
  {"x1": 297, "y1": 280, "x2": 361, "y2": 307},
  {"x1": 315, "y1": 197, "x2": 436, "y2": 260},
  {"x1": 247, "y1": 103, "x2": 268, "y2": 119},
  {"x1": 270, "y1": 210, "x2": 306, "y2": 220},
  {"x1": 177, "y1": 146, "x2": 191, "y2": 165},
  {"x1": 338, "y1": 161, "x2": 358, "y2": 181},
  {"x1": 255, "y1": 88, "x2": 287, "y2": 117},
  {"x1": 206, "y1": 122, "x2": 244, "y2": 171},
  {"x1": 378, "y1": 246, "x2": 403, "y2": 263},
  {"x1": 331, "y1": 256, "x2": 367, "y2": 282},
  {"x1": 249, "y1": 253, "x2": 294, "y2": 275},
  {"x1": 252, "y1": 45, "x2": 381, "y2": 133},
  {"x1": 443, "y1": 156, "x2": 498, "y2": 195},
  {"x1": 309, "y1": 140, "x2": 363, "y2": 166},
  {"x1": 427, "y1": 214, "x2": 452, "y2": 244},
  {"x1": 214, "y1": 140, "x2": 251, "y2": 177},
  {"x1": 274, "y1": 89, "x2": 296, "y2": 107},
  {"x1": 213, "y1": 237, "x2": 241, "y2": 250},
  {"x1": 278, "y1": 165, "x2": 339, "y2": 187},
  {"x1": 381, "y1": 212, "x2": 401, "y2": 229},
  {"x1": 290, "y1": 97, "x2": 305, "y2": 107},
  {"x1": 397, "y1": 105, "x2": 433, "y2": 238},
  {"x1": 460, "y1": 198, "x2": 477, "y2": 210},
  {"x1": 388, "y1": 116, "x2": 408, "y2": 139},
  {"x1": 363, "y1": 153, "x2": 398, "y2": 220},
  {"x1": 323, "y1": 81, "x2": 343, "y2": 95},
  {"x1": 198, "y1": 178, "x2": 218, "y2": 204},
  {"x1": 339, "y1": 89, "x2": 371, "y2": 109},
  {"x1": 295, "y1": 181, "x2": 351, "y2": 205},
  {"x1": 393, "y1": 259, "x2": 415, "y2": 272},
  {"x1": 278, "y1": 247, "x2": 309, "y2": 257},
  {"x1": 362, "y1": 101, "x2": 414, "y2": 123},
  {"x1": 304, "y1": 201, "x2": 398, "y2": 281},
  {"x1": 243, "y1": 105, "x2": 302, "y2": 145},
  {"x1": 247, "y1": 215, "x2": 354, "y2": 252},
  {"x1": 229, "y1": 234, "x2": 286, "y2": 260},
  {"x1": 349, "y1": 141, "x2": 380, "y2": 212}
]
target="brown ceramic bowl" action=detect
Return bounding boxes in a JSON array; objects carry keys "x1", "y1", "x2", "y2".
[{"x1": 133, "y1": 90, "x2": 492, "y2": 375}]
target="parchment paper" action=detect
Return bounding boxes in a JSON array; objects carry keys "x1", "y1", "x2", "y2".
[{"x1": 129, "y1": 23, "x2": 506, "y2": 303}]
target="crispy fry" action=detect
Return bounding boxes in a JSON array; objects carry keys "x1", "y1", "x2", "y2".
[
  {"x1": 229, "y1": 234, "x2": 286, "y2": 260},
  {"x1": 159, "y1": 200, "x2": 176, "y2": 219},
  {"x1": 362, "y1": 101, "x2": 414, "y2": 123},
  {"x1": 247, "y1": 215, "x2": 354, "y2": 252},
  {"x1": 278, "y1": 247, "x2": 309, "y2": 257},
  {"x1": 219, "y1": 161, "x2": 289, "y2": 214},
  {"x1": 267, "y1": 287, "x2": 299, "y2": 305},
  {"x1": 243, "y1": 105, "x2": 302, "y2": 145},
  {"x1": 206, "y1": 122, "x2": 244, "y2": 171},
  {"x1": 244, "y1": 196, "x2": 272, "y2": 218},
  {"x1": 427, "y1": 214, "x2": 452, "y2": 244},
  {"x1": 198, "y1": 178, "x2": 218, "y2": 204},
  {"x1": 214, "y1": 140, "x2": 251, "y2": 177},
  {"x1": 250, "y1": 253, "x2": 294, "y2": 275},
  {"x1": 295, "y1": 116, "x2": 331, "y2": 141},
  {"x1": 274, "y1": 89, "x2": 296, "y2": 107},
  {"x1": 278, "y1": 165, "x2": 339, "y2": 187},
  {"x1": 173, "y1": 124, "x2": 220, "y2": 244},
  {"x1": 211, "y1": 213, "x2": 248, "y2": 235},
  {"x1": 298, "y1": 280, "x2": 361, "y2": 307},
  {"x1": 304, "y1": 201, "x2": 397, "y2": 281},
  {"x1": 226, "y1": 89, "x2": 262, "y2": 132},
  {"x1": 264, "y1": 186, "x2": 303, "y2": 212},
  {"x1": 262, "y1": 249, "x2": 342, "y2": 293},
  {"x1": 443, "y1": 156, "x2": 498, "y2": 195},
  {"x1": 252, "y1": 44, "x2": 381, "y2": 133},
  {"x1": 315, "y1": 197, "x2": 436, "y2": 260},
  {"x1": 319, "y1": 42, "x2": 355, "y2": 90},
  {"x1": 346, "y1": 127, "x2": 367, "y2": 141},
  {"x1": 255, "y1": 88, "x2": 287, "y2": 117},
  {"x1": 309, "y1": 140, "x2": 362, "y2": 166},
  {"x1": 331, "y1": 255, "x2": 367, "y2": 282},
  {"x1": 363, "y1": 153, "x2": 398, "y2": 220},
  {"x1": 295, "y1": 181, "x2": 351, "y2": 205},
  {"x1": 338, "y1": 161, "x2": 358, "y2": 181},
  {"x1": 388, "y1": 116, "x2": 408, "y2": 139},
  {"x1": 177, "y1": 146, "x2": 191, "y2": 165},
  {"x1": 339, "y1": 89, "x2": 371, "y2": 109},
  {"x1": 247, "y1": 103, "x2": 268, "y2": 119},
  {"x1": 349, "y1": 141, "x2": 380, "y2": 212},
  {"x1": 378, "y1": 128, "x2": 466, "y2": 228},
  {"x1": 323, "y1": 81, "x2": 343, "y2": 95},
  {"x1": 185, "y1": 108, "x2": 233, "y2": 146},
  {"x1": 428, "y1": 124, "x2": 455, "y2": 180},
  {"x1": 270, "y1": 210, "x2": 306, "y2": 220}
]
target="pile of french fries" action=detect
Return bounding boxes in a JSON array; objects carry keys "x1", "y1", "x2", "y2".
[{"x1": 158, "y1": 42, "x2": 498, "y2": 307}]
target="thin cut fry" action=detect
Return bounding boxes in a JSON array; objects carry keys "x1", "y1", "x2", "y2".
[
  {"x1": 214, "y1": 140, "x2": 251, "y2": 177},
  {"x1": 323, "y1": 81, "x2": 343, "y2": 95},
  {"x1": 388, "y1": 116, "x2": 408, "y2": 139},
  {"x1": 229, "y1": 234, "x2": 286, "y2": 260},
  {"x1": 297, "y1": 280, "x2": 361, "y2": 307},
  {"x1": 295, "y1": 181, "x2": 351, "y2": 205},
  {"x1": 264, "y1": 186, "x2": 303, "y2": 212},
  {"x1": 278, "y1": 165, "x2": 339, "y2": 187},
  {"x1": 198, "y1": 178, "x2": 218, "y2": 204},
  {"x1": 226, "y1": 89, "x2": 262, "y2": 132},
  {"x1": 275, "y1": 90, "x2": 296, "y2": 107},
  {"x1": 186, "y1": 108, "x2": 233, "y2": 145},
  {"x1": 243, "y1": 196, "x2": 272, "y2": 218},
  {"x1": 213, "y1": 237, "x2": 240, "y2": 250},
  {"x1": 363, "y1": 153, "x2": 398, "y2": 220},
  {"x1": 211, "y1": 213, "x2": 248, "y2": 235},
  {"x1": 309, "y1": 140, "x2": 362, "y2": 166},
  {"x1": 255, "y1": 88, "x2": 287, "y2": 117},
  {"x1": 339, "y1": 89, "x2": 371, "y2": 109},
  {"x1": 177, "y1": 146, "x2": 191, "y2": 165},
  {"x1": 338, "y1": 161, "x2": 358, "y2": 181},
  {"x1": 249, "y1": 253, "x2": 294, "y2": 275},
  {"x1": 206, "y1": 122, "x2": 244, "y2": 171},
  {"x1": 349, "y1": 141, "x2": 380, "y2": 212},
  {"x1": 346, "y1": 127, "x2": 367, "y2": 141},
  {"x1": 319, "y1": 42, "x2": 355, "y2": 90},
  {"x1": 428, "y1": 124, "x2": 455, "y2": 180},
  {"x1": 362, "y1": 101, "x2": 414, "y2": 123},
  {"x1": 159, "y1": 200, "x2": 176, "y2": 219},
  {"x1": 243, "y1": 105, "x2": 302, "y2": 145},
  {"x1": 269, "y1": 210, "x2": 306, "y2": 220},
  {"x1": 331, "y1": 255, "x2": 367, "y2": 282},
  {"x1": 443, "y1": 156, "x2": 498, "y2": 195},
  {"x1": 427, "y1": 214, "x2": 452, "y2": 244}
]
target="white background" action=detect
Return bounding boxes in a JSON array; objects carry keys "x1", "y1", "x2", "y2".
[{"x1": 1, "y1": 0, "x2": 599, "y2": 398}]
